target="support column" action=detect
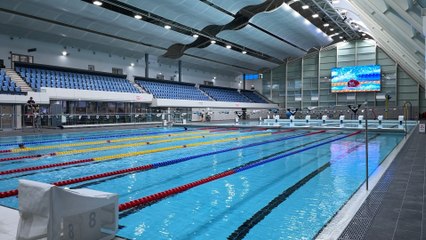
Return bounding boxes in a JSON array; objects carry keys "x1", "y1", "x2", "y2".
[
  {"x1": 423, "y1": 14, "x2": 426, "y2": 97},
  {"x1": 144, "y1": 53, "x2": 149, "y2": 78},
  {"x1": 15, "y1": 105, "x2": 22, "y2": 129},
  {"x1": 243, "y1": 74, "x2": 246, "y2": 90},
  {"x1": 178, "y1": 60, "x2": 182, "y2": 82}
]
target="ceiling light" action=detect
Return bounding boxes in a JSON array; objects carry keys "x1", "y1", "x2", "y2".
[
  {"x1": 242, "y1": 50, "x2": 247, "y2": 54},
  {"x1": 330, "y1": 28, "x2": 334, "y2": 31},
  {"x1": 323, "y1": 23, "x2": 330, "y2": 27},
  {"x1": 130, "y1": 63, "x2": 134, "y2": 67},
  {"x1": 134, "y1": 14, "x2": 142, "y2": 19},
  {"x1": 61, "y1": 51, "x2": 68, "y2": 56},
  {"x1": 192, "y1": 34, "x2": 199, "y2": 38},
  {"x1": 339, "y1": 36, "x2": 343, "y2": 39},
  {"x1": 312, "y1": 14, "x2": 319, "y2": 18},
  {"x1": 362, "y1": 33, "x2": 366, "y2": 36},
  {"x1": 210, "y1": 40, "x2": 216, "y2": 44},
  {"x1": 302, "y1": 5, "x2": 309, "y2": 9},
  {"x1": 226, "y1": 45, "x2": 232, "y2": 49},
  {"x1": 164, "y1": 25, "x2": 171, "y2": 29},
  {"x1": 93, "y1": 1, "x2": 102, "y2": 6},
  {"x1": 332, "y1": 0, "x2": 340, "y2": 3}
]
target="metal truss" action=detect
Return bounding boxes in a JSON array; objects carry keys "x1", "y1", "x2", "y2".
[{"x1": 305, "y1": 0, "x2": 360, "y2": 40}]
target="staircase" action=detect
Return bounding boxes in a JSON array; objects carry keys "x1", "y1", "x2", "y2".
[
  {"x1": 133, "y1": 83, "x2": 145, "y2": 93},
  {"x1": 4, "y1": 68, "x2": 33, "y2": 93}
]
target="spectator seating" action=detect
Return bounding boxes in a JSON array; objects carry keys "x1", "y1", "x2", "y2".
[
  {"x1": 0, "y1": 69, "x2": 23, "y2": 94},
  {"x1": 137, "y1": 80, "x2": 210, "y2": 101},
  {"x1": 15, "y1": 66, "x2": 140, "y2": 93},
  {"x1": 200, "y1": 86, "x2": 252, "y2": 103},
  {"x1": 241, "y1": 90, "x2": 269, "y2": 103}
]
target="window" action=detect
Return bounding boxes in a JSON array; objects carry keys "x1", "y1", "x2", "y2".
[{"x1": 112, "y1": 67, "x2": 123, "y2": 75}]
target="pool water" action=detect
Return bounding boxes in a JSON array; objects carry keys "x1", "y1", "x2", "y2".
[{"x1": 0, "y1": 127, "x2": 404, "y2": 239}]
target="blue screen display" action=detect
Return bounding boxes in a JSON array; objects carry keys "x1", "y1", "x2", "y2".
[
  {"x1": 244, "y1": 74, "x2": 263, "y2": 80},
  {"x1": 331, "y1": 65, "x2": 381, "y2": 93}
]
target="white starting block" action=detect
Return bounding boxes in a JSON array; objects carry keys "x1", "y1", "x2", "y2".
[
  {"x1": 398, "y1": 115, "x2": 404, "y2": 125},
  {"x1": 289, "y1": 115, "x2": 295, "y2": 123},
  {"x1": 339, "y1": 115, "x2": 345, "y2": 124},
  {"x1": 322, "y1": 115, "x2": 328, "y2": 124},
  {"x1": 358, "y1": 115, "x2": 364, "y2": 125},
  {"x1": 305, "y1": 115, "x2": 310, "y2": 123},
  {"x1": 16, "y1": 180, "x2": 118, "y2": 240},
  {"x1": 377, "y1": 115, "x2": 383, "y2": 125}
]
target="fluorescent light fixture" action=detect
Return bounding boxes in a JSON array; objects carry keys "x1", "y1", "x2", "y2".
[
  {"x1": 93, "y1": 1, "x2": 102, "y2": 6},
  {"x1": 210, "y1": 40, "x2": 216, "y2": 44},
  {"x1": 130, "y1": 63, "x2": 135, "y2": 67},
  {"x1": 226, "y1": 45, "x2": 231, "y2": 49},
  {"x1": 192, "y1": 34, "x2": 199, "y2": 38},
  {"x1": 242, "y1": 50, "x2": 247, "y2": 54},
  {"x1": 164, "y1": 25, "x2": 171, "y2": 29},
  {"x1": 362, "y1": 33, "x2": 366, "y2": 36},
  {"x1": 134, "y1": 14, "x2": 142, "y2": 19},
  {"x1": 61, "y1": 51, "x2": 68, "y2": 56},
  {"x1": 312, "y1": 14, "x2": 319, "y2": 18},
  {"x1": 339, "y1": 36, "x2": 344, "y2": 39},
  {"x1": 332, "y1": 0, "x2": 340, "y2": 3},
  {"x1": 302, "y1": 5, "x2": 309, "y2": 9},
  {"x1": 323, "y1": 23, "x2": 330, "y2": 27},
  {"x1": 330, "y1": 28, "x2": 334, "y2": 31}
]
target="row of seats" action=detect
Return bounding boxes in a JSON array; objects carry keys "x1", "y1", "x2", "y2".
[
  {"x1": 241, "y1": 90, "x2": 269, "y2": 103},
  {"x1": 16, "y1": 67, "x2": 140, "y2": 93},
  {"x1": 200, "y1": 86, "x2": 252, "y2": 103},
  {"x1": 0, "y1": 69, "x2": 22, "y2": 94},
  {"x1": 137, "y1": 80, "x2": 210, "y2": 101},
  {"x1": 137, "y1": 80, "x2": 269, "y2": 103}
]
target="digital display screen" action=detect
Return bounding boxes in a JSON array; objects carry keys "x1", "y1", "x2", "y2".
[
  {"x1": 331, "y1": 65, "x2": 381, "y2": 93},
  {"x1": 244, "y1": 73, "x2": 263, "y2": 80}
]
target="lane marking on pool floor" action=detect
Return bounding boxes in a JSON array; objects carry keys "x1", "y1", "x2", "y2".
[
  {"x1": 228, "y1": 134, "x2": 380, "y2": 239},
  {"x1": 117, "y1": 130, "x2": 362, "y2": 212}
]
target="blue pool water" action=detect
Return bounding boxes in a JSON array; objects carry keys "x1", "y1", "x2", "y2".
[{"x1": 0, "y1": 127, "x2": 404, "y2": 239}]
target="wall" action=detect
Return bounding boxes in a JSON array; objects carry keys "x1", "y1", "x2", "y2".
[
  {"x1": 0, "y1": 34, "x2": 238, "y2": 88},
  {"x1": 262, "y1": 40, "x2": 424, "y2": 119}
]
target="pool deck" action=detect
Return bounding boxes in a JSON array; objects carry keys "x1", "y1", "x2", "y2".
[{"x1": 336, "y1": 122, "x2": 426, "y2": 240}]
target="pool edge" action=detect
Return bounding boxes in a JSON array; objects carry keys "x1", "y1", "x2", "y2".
[{"x1": 315, "y1": 125, "x2": 415, "y2": 240}]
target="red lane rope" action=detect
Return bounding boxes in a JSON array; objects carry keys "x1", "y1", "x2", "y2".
[
  {"x1": 118, "y1": 130, "x2": 361, "y2": 212},
  {"x1": 119, "y1": 170, "x2": 235, "y2": 211},
  {"x1": 0, "y1": 129, "x2": 298, "y2": 198},
  {"x1": 0, "y1": 158, "x2": 94, "y2": 176}
]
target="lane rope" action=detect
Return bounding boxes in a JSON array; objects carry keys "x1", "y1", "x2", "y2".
[
  {"x1": 0, "y1": 130, "x2": 293, "y2": 176},
  {"x1": 0, "y1": 130, "x2": 238, "y2": 161},
  {"x1": 228, "y1": 133, "x2": 380, "y2": 239},
  {"x1": 117, "y1": 130, "x2": 362, "y2": 212},
  {"x1": 1, "y1": 129, "x2": 213, "y2": 154},
  {"x1": 0, "y1": 128, "x2": 193, "y2": 149},
  {"x1": 0, "y1": 129, "x2": 301, "y2": 198}
]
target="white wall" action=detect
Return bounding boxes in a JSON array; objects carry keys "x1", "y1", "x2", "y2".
[{"x1": 0, "y1": 34, "x2": 238, "y2": 88}]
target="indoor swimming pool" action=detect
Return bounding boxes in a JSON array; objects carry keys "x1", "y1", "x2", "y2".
[{"x1": 0, "y1": 126, "x2": 405, "y2": 239}]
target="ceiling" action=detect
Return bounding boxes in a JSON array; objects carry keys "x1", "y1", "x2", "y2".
[
  {"x1": 0, "y1": 0, "x2": 353, "y2": 75},
  {"x1": 0, "y1": 0, "x2": 422, "y2": 88}
]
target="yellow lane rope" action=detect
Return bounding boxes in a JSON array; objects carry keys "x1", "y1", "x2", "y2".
[
  {"x1": 55, "y1": 131, "x2": 240, "y2": 156},
  {"x1": 93, "y1": 132, "x2": 272, "y2": 161},
  {"x1": 9, "y1": 130, "x2": 211, "y2": 153}
]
